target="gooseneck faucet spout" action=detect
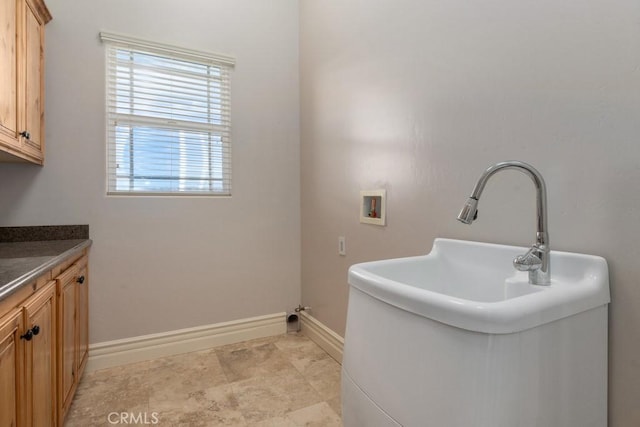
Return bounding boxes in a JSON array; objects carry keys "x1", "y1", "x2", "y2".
[{"x1": 457, "y1": 161, "x2": 550, "y2": 285}]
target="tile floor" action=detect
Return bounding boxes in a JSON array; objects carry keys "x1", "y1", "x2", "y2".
[{"x1": 64, "y1": 333, "x2": 343, "y2": 426}]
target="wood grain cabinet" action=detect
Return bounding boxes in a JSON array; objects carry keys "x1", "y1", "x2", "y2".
[
  {"x1": 0, "y1": 309, "x2": 24, "y2": 427},
  {"x1": 23, "y1": 280, "x2": 57, "y2": 427},
  {"x1": 0, "y1": 248, "x2": 88, "y2": 427},
  {"x1": 56, "y1": 255, "x2": 89, "y2": 426},
  {"x1": 0, "y1": 279, "x2": 56, "y2": 427},
  {"x1": 0, "y1": 0, "x2": 51, "y2": 164},
  {"x1": 76, "y1": 259, "x2": 89, "y2": 375}
]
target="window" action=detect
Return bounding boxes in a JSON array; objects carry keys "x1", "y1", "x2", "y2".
[{"x1": 100, "y1": 32, "x2": 234, "y2": 195}]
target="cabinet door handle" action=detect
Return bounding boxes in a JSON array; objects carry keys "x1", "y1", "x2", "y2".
[
  {"x1": 19, "y1": 131, "x2": 30, "y2": 140},
  {"x1": 31, "y1": 325, "x2": 40, "y2": 336},
  {"x1": 77, "y1": 275, "x2": 85, "y2": 284},
  {"x1": 20, "y1": 330, "x2": 33, "y2": 341}
]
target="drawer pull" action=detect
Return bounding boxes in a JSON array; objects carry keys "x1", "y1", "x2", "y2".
[
  {"x1": 77, "y1": 276, "x2": 85, "y2": 284},
  {"x1": 31, "y1": 325, "x2": 40, "y2": 336},
  {"x1": 20, "y1": 330, "x2": 33, "y2": 341}
]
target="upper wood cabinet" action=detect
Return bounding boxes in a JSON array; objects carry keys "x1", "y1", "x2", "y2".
[
  {"x1": 0, "y1": 0, "x2": 50, "y2": 164},
  {"x1": 0, "y1": 0, "x2": 21, "y2": 153}
]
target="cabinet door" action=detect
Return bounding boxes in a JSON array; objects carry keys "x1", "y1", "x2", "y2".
[
  {"x1": 58, "y1": 277, "x2": 77, "y2": 417},
  {"x1": 23, "y1": 281, "x2": 56, "y2": 427},
  {"x1": 76, "y1": 264, "x2": 89, "y2": 375},
  {"x1": 21, "y1": 0, "x2": 45, "y2": 161},
  {"x1": 0, "y1": 0, "x2": 21, "y2": 150},
  {"x1": 0, "y1": 309, "x2": 24, "y2": 427}
]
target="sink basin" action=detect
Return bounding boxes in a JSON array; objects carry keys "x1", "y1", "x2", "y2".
[
  {"x1": 343, "y1": 238, "x2": 610, "y2": 427},
  {"x1": 348, "y1": 238, "x2": 610, "y2": 333}
]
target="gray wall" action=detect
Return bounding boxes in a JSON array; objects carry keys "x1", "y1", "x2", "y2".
[
  {"x1": 0, "y1": 0, "x2": 301, "y2": 343},
  {"x1": 299, "y1": 0, "x2": 640, "y2": 425}
]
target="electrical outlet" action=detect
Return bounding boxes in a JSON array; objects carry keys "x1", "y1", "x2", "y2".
[{"x1": 338, "y1": 236, "x2": 346, "y2": 256}]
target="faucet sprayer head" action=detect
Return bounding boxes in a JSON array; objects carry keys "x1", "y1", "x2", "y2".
[
  {"x1": 457, "y1": 197, "x2": 479, "y2": 224},
  {"x1": 455, "y1": 160, "x2": 550, "y2": 285}
]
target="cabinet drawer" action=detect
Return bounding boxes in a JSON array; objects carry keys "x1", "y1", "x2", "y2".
[
  {"x1": 54, "y1": 264, "x2": 79, "y2": 287},
  {"x1": 51, "y1": 252, "x2": 83, "y2": 279},
  {"x1": 73, "y1": 255, "x2": 88, "y2": 270},
  {"x1": 0, "y1": 272, "x2": 52, "y2": 318}
]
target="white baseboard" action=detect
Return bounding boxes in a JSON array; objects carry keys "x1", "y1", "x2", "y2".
[
  {"x1": 299, "y1": 311, "x2": 344, "y2": 364},
  {"x1": 86, "y1": 312, "x2": 286, "y2": 372}
]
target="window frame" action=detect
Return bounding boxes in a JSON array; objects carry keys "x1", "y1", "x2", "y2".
[{"x1": 100, "y1": 32, "x2": 235, "y2": 197}]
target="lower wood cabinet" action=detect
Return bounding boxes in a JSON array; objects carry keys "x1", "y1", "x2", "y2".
[
  {"x1": 23, "y1": 280, "x2": 57, "y2": 427},
  {"x1": 0, "y1": 280, "x2": 56, "y2": 427},
  {"x1": 0, "y1": 248, "x2": 88, "y2": 427},
  {"x1": 0, "y1": 309, "x2": 23, "y2": 427},
  {"x1": 56, "y1": 254, "x2": 89, "y2": 426},
  {"x1": 76, "y1": 259, "x2": 89, "y2": 377}
]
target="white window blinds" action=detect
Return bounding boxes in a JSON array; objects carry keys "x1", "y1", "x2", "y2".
[{"x1": 100, "y1": 32, "x2": 234, "y2": 196}]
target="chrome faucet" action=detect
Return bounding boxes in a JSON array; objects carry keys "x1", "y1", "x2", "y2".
[{"x1": 457, "y1": 161, "x2": 550, "y2": 285}]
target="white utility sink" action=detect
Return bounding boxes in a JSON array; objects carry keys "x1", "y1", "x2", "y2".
[
  {"x1": 342, "y1": 238, "x2": 610, "y2": 427},
  {"x1": 347, "y1": 238, "x2": 610, "y2": 334}
]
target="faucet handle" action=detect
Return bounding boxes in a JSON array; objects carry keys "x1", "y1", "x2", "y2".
[{"x1": 513, "y1": 247, "x2": 542, "y2": 271}]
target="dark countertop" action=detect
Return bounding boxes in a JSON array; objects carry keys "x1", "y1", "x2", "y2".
[
  {"x1": 0, "y1": 239, "x2": 92, "y2": 301},
  {"x1": 0, "y1": 225, "x2": 89, "y2": 242}
]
